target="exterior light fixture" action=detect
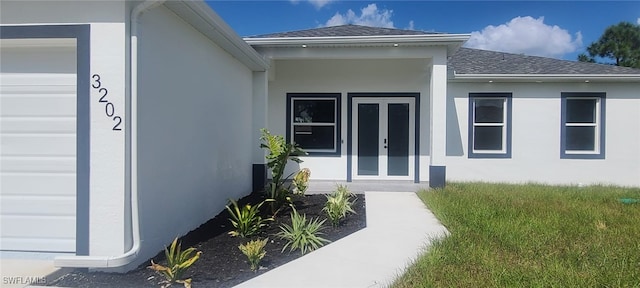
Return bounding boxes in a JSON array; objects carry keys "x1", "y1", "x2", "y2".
[
  {"x1": 393, "y1": 43, "x2": 399, "y2": 47},
  {"x1": 302, "y1": 44, "x2": 307, "y2": 48},
  {"x1": 488, "y1": 80, "x2": 493, "y2": 83},
  {"x1": 584, "y1": 80, "x2": 590, "y2": 83}
]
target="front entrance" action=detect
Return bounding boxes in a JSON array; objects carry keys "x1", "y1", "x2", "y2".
[{"x1": 351, "y1": 97, "x2": 415, "y2": 180}]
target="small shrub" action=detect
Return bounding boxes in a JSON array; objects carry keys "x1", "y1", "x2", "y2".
[
  {"x1": 323, "y1": 184, "x2": 356, "y2": 227},
  {"x1": 277, "y1": 209, "x2": 330, "y2": 255},
  {"x1": 238, "y1": 238, "x2": 268, "y2": 271},
  {"x1": 292, "y1": 168, "x2": 311, "y2": 195},
  {"x1": 226, "y1": 199, "x2": 271, "y2": 237},
  {"x1": 148, "y1": 237, "x2": 202, "y2": 288}
]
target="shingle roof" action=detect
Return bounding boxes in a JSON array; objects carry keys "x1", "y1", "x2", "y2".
[
  {"x1": 248, "y1": 24, "x2": 439, "y2": 38},
  {"x1": 449, "y1": 47, "x2": 640, "y2": 75},
  {"x1": 248, "y1": 25, "x2": 640, "y2": 75}
]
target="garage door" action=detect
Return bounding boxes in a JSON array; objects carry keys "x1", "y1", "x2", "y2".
[{"x1": 0, "y1": 39, "x2": 77, "y2": 252}]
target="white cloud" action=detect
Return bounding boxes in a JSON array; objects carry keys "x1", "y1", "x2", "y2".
[
  {"x1": 309, "y1": 0, "x2": 333, "y2": 9},
  {"x1": 637, "y1": 17, "x2": 640, "y2": 25},
  {"x1": 406, "y1": 20, "x2": 415, "y2": 30},
  {"x1": 290, "y1": 0, "x2": 333, "y2": 9},
  {"x1": 465, "y1": 16, "x2": 583, "y2": 58},
  {"x1": 324, "y1": 3, "x2": 394, "y2": 28}
]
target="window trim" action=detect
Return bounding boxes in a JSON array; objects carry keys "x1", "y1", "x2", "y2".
[
  {"x1": 561, "y1": 92, "x2": 606, "y2": 159},
  {"x1": 286, "y1": 93, "x2": 341, "y2": 156},
  {"x1": 468, "y1": 93, "x2": 512, "y2": 159}
]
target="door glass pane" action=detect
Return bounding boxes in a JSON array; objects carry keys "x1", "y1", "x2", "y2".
[
  {"x1": 388, "y1": 103, "x2": 409, "y2": 176},
  {"x1": 358, "y1": 104, "x2": 379, "y2": 175},
  {"x1": 474, "y1": 126, "x2": 503, "y2": 150},
  {"x1": 566, "y1": 126, "x2": 595, "y2": 151}
]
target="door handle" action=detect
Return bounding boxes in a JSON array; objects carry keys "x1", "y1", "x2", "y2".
[{"x1": 384, "y1": 138, "x2": 387, "y2": 149}]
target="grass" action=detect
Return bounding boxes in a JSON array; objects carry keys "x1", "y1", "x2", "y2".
[{"x1": 392, "y1": 182, "x2": 640, "y2": 288}]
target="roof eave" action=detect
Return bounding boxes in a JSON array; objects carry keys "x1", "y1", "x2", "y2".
[
  {"x1": 244, "y1": 34, "x2": 471, "y2": 47},
  {"x1": 451, "y1": 73, "x2": 640, "y2": 82},
  {"x1": 165, "y1": 1, "x2": 269, "y2": 71}
]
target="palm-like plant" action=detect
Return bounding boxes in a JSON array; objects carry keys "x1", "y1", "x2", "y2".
[
  {"x1": 323, "y1": 185, "x2": 356, "y2": 227},
  {"x1": 226, "y1": 199, "x2": 271, "y2": 237},
  {"x1": 238, "y1": 238, "x2": 268, "y2": 271},
  {"x1": 148, "y1": 237, "x2": 202, "y2": 288},
  {"x1": 292, "y1": 168, "x2": 311, "y2": 195},
  {"x1": 260, "y1": 129, "x2": 307, "y2": 216},
  {"x1": 277, "y1": 209, "x2": 330, "y2": 255}
]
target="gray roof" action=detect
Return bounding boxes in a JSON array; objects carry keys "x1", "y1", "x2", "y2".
[
  {"x1": 450, "y1": 48, "x2": 640, "y2": 75},
  {"x1": 248, "y1": 24, "x2": 439, "y2": 38},
  {"x1": 248, "y1": 25, "x2": 640, "y2": 75}
]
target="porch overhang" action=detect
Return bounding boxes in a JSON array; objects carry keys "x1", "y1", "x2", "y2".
[{"x1": 245, "y1": 34, "x2": 470, "y2": 59}]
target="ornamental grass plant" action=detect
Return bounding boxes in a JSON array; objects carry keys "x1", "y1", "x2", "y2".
[{"x1": 277, "y1": 208, "x2": 330, "y2": 255}]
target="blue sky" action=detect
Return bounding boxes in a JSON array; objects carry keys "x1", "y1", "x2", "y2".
[{"x1": 206, "y1": 1, "x2": 640, "y2": 61}]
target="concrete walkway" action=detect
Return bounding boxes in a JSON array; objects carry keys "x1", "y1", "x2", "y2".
[
  {"x1": 235, "y1": 191, "x2": 448, "y2": 288},
  {"x1": 0, "y1": 183, "x2": 444, "y2": 288}
]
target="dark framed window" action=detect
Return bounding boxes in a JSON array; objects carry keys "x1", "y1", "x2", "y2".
[
  {"x1": 561, "y1": 92, "x2": 605, "y2": 159},
  {"x1": 468, "y1": 93, "x2": 512, "y2": 158},
  {"x1": 286, "y1": 93, "x2": 341, "y2": 155}
]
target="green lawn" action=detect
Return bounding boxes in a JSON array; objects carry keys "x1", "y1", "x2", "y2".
[{"x1": 392, "y1": 182, "x2": 640, "y2": 288}]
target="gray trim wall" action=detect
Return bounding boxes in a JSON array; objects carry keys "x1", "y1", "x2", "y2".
[
  {"x1": 560, "y1": 92, "x2": 606, "y2": 159},
  {"x1": 468, "y1": 92, "x2": 513, "y2": 159},
  {"x1": 0, "y1": 25, "x2": 91, "y2": 255},
  {"x1": 347, "y1": 93, "x2": 420, "y2": 183},
  {"x1": 429, "y1": 166, "x2": 446, "y2": 188},
  {"x1": 252, "y1": 164, "x2": 267, "y2": 193}
]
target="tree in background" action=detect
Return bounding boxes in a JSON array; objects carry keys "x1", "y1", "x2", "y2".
[{"x1": 578, "y1": 21, "x2": 640, "y2": 68}]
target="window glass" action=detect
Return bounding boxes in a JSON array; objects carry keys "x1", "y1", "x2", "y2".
[
  {"x1": 474, "y1": 99, "x2": 504, "y2": 123},
  {"x1": 293, "y1": 125, "x2": 335, "y2": 150},
  {"x1": 474, "y1": 126, "x2": 503, "y2": 150},
  {"x1": 293, "y1": 100, "x2": 335, "y2": 123},
  {"x1": 566, "y1": 99, "x2": 596, "y2": 123},
  {"x1": 561, "y1": 93, "x2": 604, "y2": 159},
  {"x1": 468, "y1": 93, "x2": 511, "y2": 158},
  {"x1": 288, "y1": 95, "x2": 340, "y2": 154},
  {"x1": 566, "y1": 126, "x2": 596, "y2": 151}
]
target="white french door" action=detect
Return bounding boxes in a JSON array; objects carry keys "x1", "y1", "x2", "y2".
[{"x1": 352, "y1": 98, "x2": 415, "y2": 180}]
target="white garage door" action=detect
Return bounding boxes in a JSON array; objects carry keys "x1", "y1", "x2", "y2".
[{"x1": 0, "y1": 39, "x2": 77, "y2": 252}]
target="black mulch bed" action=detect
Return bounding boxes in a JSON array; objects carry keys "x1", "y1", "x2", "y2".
[{"x1": 49, "y1": 192, "x2": 366, "y2": 288}]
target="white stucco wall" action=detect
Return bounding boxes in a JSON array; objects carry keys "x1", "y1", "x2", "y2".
[
  {"x1": 132, "y1": 5, "x2": 255, "y2": 270},
  {"x1": 268, "y1": 58, "x2": 432, "y2": 181},
  {"x1": 447, "y1": 81, "x2": 640, "y2": 186},
  {"x1": 1, "y1": 1, "x2": 129, "y2": 256}
]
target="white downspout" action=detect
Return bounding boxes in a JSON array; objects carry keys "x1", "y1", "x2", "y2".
[{"x1": 54, "y1": 0, "x2": 165, "y2": 268}]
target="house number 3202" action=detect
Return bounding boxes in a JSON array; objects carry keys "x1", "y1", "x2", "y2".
[{"x1": 91, "y1": 74, "x2": 122, "y2": 131}]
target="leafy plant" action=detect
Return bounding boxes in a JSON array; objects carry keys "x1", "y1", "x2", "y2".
[
  {"x1": 148, "y1": 237, "x2": 202, "y2": 288},
  {"x1": 260, "y1": 128, "x2": 307, "y2": 215},
  {"x1": 226, "y1": 199, "x2": 271, "y2": 238},
  {"x1": 292, "y1": 168, "x2": 311, "y2": 195},
  {"x1": 276, "y1": 209, "x2": 330, "y2": 255},
  {"x1": 323, "y1": 184, "x2": 356, "y2": 227},
  {"x1": 238, "y1": 238, "x2": 268, "y2": 271}
]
